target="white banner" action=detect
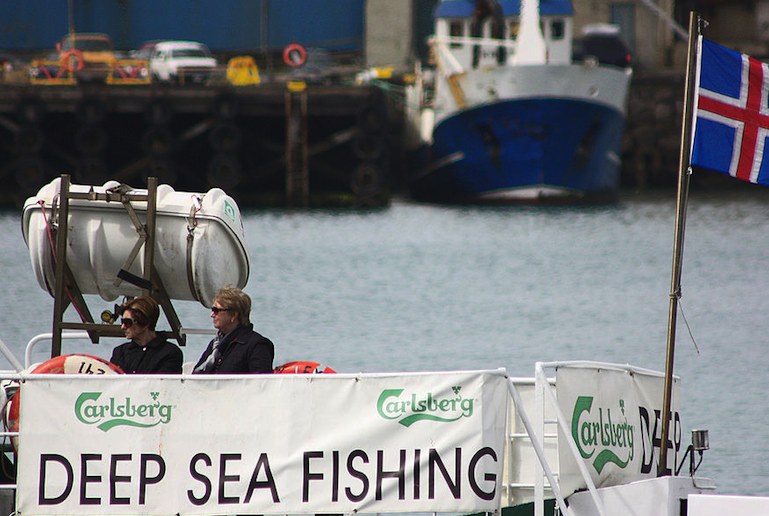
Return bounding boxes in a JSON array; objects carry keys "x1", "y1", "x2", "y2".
[
  {"x1": 16, "y1": 370, "x2": 508, "y2": 515},
  {"x1": 555, "y1": 365, "x2": 681, "y2": 496}
]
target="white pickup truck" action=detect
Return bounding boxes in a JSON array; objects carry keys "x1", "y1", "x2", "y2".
[{"x1": 149, "y1": 40, "x2": 217, "y2": 84}]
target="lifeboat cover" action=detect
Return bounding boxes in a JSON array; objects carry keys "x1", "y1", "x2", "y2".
[{"x1": 22, "y1": 178, "x2": 250, "y2": 307}]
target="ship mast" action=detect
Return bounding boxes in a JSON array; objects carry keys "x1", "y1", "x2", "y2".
[{"x1": 658, "y1": 11, "x2": 703, "y2": 476}]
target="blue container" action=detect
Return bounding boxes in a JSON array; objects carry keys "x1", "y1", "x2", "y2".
[{"x1": 0, "y1": 0, "x2": 364, "y2": 52}]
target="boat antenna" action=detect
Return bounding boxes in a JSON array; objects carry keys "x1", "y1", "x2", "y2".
[{"x1": 658, "y1": 11, "x2": 705, "y2": 477}]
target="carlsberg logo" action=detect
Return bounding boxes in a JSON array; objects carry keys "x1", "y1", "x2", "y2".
[
  {"x1": 572, "y1": 396, "x2": 634, "y2": 474},
  {"x1": 75, "y1": 391, "x2": 172, "y2": 432},
  {"x1": 377, "y1": 386, "x2": 474, "y2": 426}
]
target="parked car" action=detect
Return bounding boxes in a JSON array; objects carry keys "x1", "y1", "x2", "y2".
[
  {"x1": 148, "y1": 40, "x2": 217, "y2": 85},
  {"x1": 289, "y1": 48, "x2": 358, "y2": 85},
  {"x1": 130, "y1": 40, "x2": 162, "y2": 61},
  {"x1": 56, "y1": 32, "x2": 118, "y2": 83},
  {"x1": 572, "y1": 24, "x2": 632, "y2": 69}
]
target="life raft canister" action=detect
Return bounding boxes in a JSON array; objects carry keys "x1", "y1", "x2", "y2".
[
  {"x1": 283, "y1": 43, "x2": 307, "y2": 68},
  {"x1": 6, "y1": 354, "x2": 123, "y2": 450},
  {"x1": 274, "y1": 361, "x2": 336, "y2": 374}
]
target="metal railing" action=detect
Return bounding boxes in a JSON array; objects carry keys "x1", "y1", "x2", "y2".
[
  {"x1": 502, "y1": 361, "x2": 671, "y2": 516},
  {"x1": 0, "y1": 340, "x2": 662, "y2": 516}
]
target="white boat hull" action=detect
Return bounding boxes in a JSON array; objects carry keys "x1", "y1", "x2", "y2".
[
  {"x1": 22, "y1": 178, "x2": 249, "y2": 307},
  {"x1": 431, "y1": 63, "x2": 631, "y2": 128}
]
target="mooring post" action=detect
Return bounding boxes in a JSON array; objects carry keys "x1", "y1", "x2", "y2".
[{"x1": 285, "y1": 83, "x2": 309, "y2": 206}]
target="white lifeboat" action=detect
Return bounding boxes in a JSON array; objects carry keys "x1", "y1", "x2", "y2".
[{"x1": 22, "y1": 177, "x2": 249, "y2": 307}]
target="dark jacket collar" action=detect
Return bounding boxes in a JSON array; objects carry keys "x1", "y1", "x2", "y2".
[
  {"x1": 219, "y1": 324, "x2": 254, "y2": 348},
  {"x1": 132, "y1": 334, "x2": 165, "y2": 350}
]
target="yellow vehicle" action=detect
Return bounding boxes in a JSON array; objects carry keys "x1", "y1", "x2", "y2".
[{"x1": 56, "y1": 32, "x2": 117, "y2": 83}]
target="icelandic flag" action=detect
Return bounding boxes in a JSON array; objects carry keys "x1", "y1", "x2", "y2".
[{"x1": 691, "y1": 37, "x2": 769, "y2": 185}]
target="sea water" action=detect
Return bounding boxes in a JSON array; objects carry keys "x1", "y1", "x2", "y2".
[{"x1": 1, "y1": 188, "x2": 769, "y2": 496}]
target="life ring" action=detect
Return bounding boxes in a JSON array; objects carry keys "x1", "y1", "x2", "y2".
[
  {"x1": 60, "y1": 49, "x2": 85, "y2": 73},
  {"x1": 274, "y1": 361, "x2": 336, "y2": 374},
  {"x1": 26, "y1": 354, "x2": 122, "y2": 375},
  {"x1": 283, "y1": 43, "x2": 307, "y2": 68},
  {"x1": 6, "y1": 354, "x2": 123, "y2": 451}
]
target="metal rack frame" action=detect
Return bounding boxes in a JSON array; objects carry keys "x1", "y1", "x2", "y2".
[{"x1": 49, "y1": 174, "x2": 185, "y2": 358}]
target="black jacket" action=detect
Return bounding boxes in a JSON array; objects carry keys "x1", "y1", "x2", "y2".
[
  {"x1": 193, "y1": 324, "x2": 274, "y2": 374},
  {"x1": 110, "y1": 336, "x2": 183, "y2": 374}
]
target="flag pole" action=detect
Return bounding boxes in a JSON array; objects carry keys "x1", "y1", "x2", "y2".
[{"x1": 658, "y1": 10, "x2": 703, "y2": 477}]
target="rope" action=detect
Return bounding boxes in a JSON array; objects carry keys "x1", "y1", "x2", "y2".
[
  {"x1": 678, "y1": 297, "x2": 700, "y2": 354},
  {"x1": 185, "y1": 195, "x2": 203, "y2": 303}
]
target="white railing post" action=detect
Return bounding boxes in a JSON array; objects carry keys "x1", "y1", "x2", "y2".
[
  {"x1": 508, "y1": 378, "x2": 573, "y2": 516},
  {"x1": 536, "y1": 363, "x2": 607, "y2": 516},
  {"x1": 0, "y1": 339, "x2": 24, "y2": 372},
  {"x1": 534, "y1": 371, "x2": 545, "y2": 516}
]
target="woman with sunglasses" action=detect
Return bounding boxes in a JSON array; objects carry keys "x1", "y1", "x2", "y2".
[
  {"x1": 110, "y1": 296, "x2": 183, "y2": 373},
  {"x1": 193, "y1": 286, "x2": 274, "y2": 373}
]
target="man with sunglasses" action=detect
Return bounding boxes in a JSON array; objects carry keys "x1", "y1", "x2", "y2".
[
  {"x1": 192, "y1": 286, "x2": 274, "y2": 374},
  {"x1": 110, "y1": 296, "x2": 183, "y2": 373}
]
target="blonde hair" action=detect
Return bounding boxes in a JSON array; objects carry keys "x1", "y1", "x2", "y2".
[{"x1": 213, "y1": 287, "x2": 251, "y2": 326}]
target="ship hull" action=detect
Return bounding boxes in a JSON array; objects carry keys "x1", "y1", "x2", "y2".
[{"x1": 409, "y1": 94, "x2": 627, "y2": 204}]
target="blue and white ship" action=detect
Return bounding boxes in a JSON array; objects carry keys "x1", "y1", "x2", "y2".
[{"x1": 405, "y1": 0, "x2": 632, "y2": 204}]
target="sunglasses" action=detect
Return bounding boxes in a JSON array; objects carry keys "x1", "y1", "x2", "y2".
[
  {"x1": 211, "y1": 306, "x2": 230, "y2": 314},
  {"x1": 121, "y1": 318, "x2": 134, "y2": 328}
]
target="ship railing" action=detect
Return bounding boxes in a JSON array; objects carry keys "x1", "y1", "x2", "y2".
[
  {"x1": 429, "y1": 36, "x2": 466, "y2": 77},
  {"x1": 0, "y1": 329, "x2": 219, "y2": 511},
  {"x1": 504, "y1": 362, "x2": 626, "y2": 516},
  {"x1": 512, "y1": 361, "x2": 678, "y2": 516},
  {"x1": 23, "y1": 329, "x2": 215, "y2": 371},
  {"x1": 504, "y1": 375, "x2": 565, "y2": 514},
  {"x1": 430, "y1": 34, "x2": 518, "y2": 51},
  {"x1": 0, "y1": 338, "x2": 24, "y2": 512},
  {"x1": 0, "y1": 339, "x2": 637, "y2": 516},
  {"x1": 429, "y1": 34, "x2": 518, "y2": 74}
]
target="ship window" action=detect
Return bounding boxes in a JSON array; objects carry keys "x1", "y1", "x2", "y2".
[
  {"x1": 449, "y1": 21, "x2": 464, "y2": 48},
  {"x1": 551, "y1": 20, "x2": 565, "y2": 40},
  {"x1": 509, "y1": 21, "x2": 520, "y2": 40}
]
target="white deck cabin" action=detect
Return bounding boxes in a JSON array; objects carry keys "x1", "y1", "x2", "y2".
[{"x1": 432, "y1": 0, "x2": 575, "y2": 69}]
